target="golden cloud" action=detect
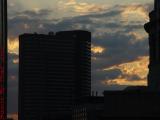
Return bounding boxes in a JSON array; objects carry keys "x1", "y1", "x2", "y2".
[
  {"x1": 121, "y1": 5, "x2": 149, "y2": 22},
  {"x1": 91, "y1": 45, "x2": 105, "y2": 54},
  {"x1": 13, "y1": 58, "x2": 19, "y2": 64},
  {"x1": 8, "y1": 38, "x2": 19, "y2": 55},
  {"x1": 73, "y1": 3, "x2": 106, "y2": 14},
  {"x1": 61, "y1": 0, "x2": 107, "y2": 15},
  {"x1": 127, "y1": 31, "x2": 147, "y2": 42},
  {"x1": 102, "y1": 56, "x2": 149, "y2": 86},
  {"x1": 103, "y1": 78, "x2": 147, "y2": 86},
  {"x1": 66, "y1": 0, "x2": 76, "y2": 5}
]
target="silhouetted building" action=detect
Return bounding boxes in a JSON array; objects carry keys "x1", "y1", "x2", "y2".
[
  {"x1": 101, "y1": 91, "x2": 160, "y2": 119},
  {"x1": 19, "y1": 30, "x2": 91, "y2": 120},
  {"x1": 0, "y1": 0, "x2": 7, "y2": 120},
  {"x1": 72, "y1": 91, "x2": 160, "y2": 120},
  {"x1": 124, "y1": 86, "x2": 147, "y2": 91},
  {"x1": 144, "y1": 0, "x2": 160, "y2": 91},
  {"x1": 72, "y1": 96, "x2": 104, "y2": 120}
]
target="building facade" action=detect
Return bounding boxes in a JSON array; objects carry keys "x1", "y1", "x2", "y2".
[
  {"x1": 19, "y1": 30, "x2": 91, "y2": 120},
  {"x1": 0, "y1": 0, "x2": 7, "y2": 120}
]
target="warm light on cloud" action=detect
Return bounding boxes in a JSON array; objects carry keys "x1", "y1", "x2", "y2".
[
  {"x1": 66, "y1": 0, "x2": 76, "y2": 5},
  {"x1": 91, "y1": 45, "x2": 105, "y2": 54},
  {"x1": 102, "y1": 56, "x2": 149, "y2": 86},
  {"x1": 60, "y1": 0, "x2": 107, "y2": 15},
  {"x1": 8, "y1": 38, "x2": 19, "y2": 55},
  {"x1": 38, "y1": 24, "x2": 45, "y2": 29},
  {"x1": 24, "y1": 23, "x2": 30, "y2": 29},
  {"x1": 33, "y1": 7, "x2": 41, "y2": 13},
  {"x1": 8, "y1": 2, "x2": 15, "y2": 7},
  {"x1": 103, "y1": 78, "x2": 147, "y2": 86},
  {"x1": 13, "y1": 58, "x2": 19, "y2": 64},
  {"x1": 121, "y1": 5, "x2": 149, "y2": 22},
  {"x1": 127, "y1": 31, "x2": 147, "y2": 42},
  {"x1": 73, "y1": 3, "x2": 106, "y2": 14}
]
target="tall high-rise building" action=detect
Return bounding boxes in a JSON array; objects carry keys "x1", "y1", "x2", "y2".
[
  {"x1": 0, "y1": 0, "x2": 7, "y2": 120},
  {"x1": 145, "y1": 0, "x2": 160, "y2": 91},
  {"x1": 19, "y1": 30, "x2": 91, "y2": 120}
]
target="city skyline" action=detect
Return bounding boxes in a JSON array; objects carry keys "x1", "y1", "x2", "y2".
[{"x1": 7, "y1": 0, "x2": 154, "y2": 114}]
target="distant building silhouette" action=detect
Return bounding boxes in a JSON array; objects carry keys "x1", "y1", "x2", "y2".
[
  {"x1": 73, "y1": 91, "x2": 160, "y2": 120},
  {"x1": 102, "y1": 91, "x2": 160, "y2": 119},
  {"x1": 72, "y1": 96, "x2": 104, "y2": 120},
  {"x1": 0, "y1": 0, "x2": 7, "y2": 120},
  {"x1": 144, "y1": 0, "x2": 160, "y2": 91},
  {"x1": 19, "y1": 30, "x2": 91, "y2": 120}
]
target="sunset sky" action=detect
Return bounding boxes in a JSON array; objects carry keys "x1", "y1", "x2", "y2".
[{"x1": 7, "y1": 0, "x2": 154, "y2": 114}]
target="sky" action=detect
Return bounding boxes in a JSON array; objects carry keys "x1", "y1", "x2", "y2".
[{"x1": 7, "y1": 0, "x2": 154, "y2": 115}]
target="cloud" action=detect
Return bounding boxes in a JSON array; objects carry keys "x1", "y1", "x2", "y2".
[
  {"x1": 59, "y1": 0, "x2": 107, "y2": 15},
  {"x1": 127, "y1": 31, "x2": 147, "y2": 42},
  {"x1": 91, "y1": 45, "x2": 105, "y2": 54},
  {"x1": 15, "y1": 9, "x2": 52, "y2": 18},
  {"x1": 66, "y1": 0, "x2": 76, "y2": 5},
  {"x1": 8, "y1": 3, "x2": 151, "y2": 81},
  {"x1": 73, "y1": 3, "x2": 106, "y2": 14},
  {"x1": 121, "y1": 4, "x2": 150, "y2": 22},
  {"x1": 8, "y1": 38, "x2": 19, "y2": 55},
  {"x1": 13, "y1": 58, "x2": 19, "y2": 64},
  {"x1": 23, "y1": 23, "x2": 30, "y2": 29},
  {"x1": 102, "y1": 56, "x2": 148, "y2": 86},
  {"x1": 103, "y1": 78, "x2": 146, "y2": 86}
]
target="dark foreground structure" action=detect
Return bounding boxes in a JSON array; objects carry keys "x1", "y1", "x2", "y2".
[
  {"x1": 73, "y1": 89, "x2": 160, "y2": 120},
  {"x1": 19, "y1": 30, "x2": 91, "y2": 120},
  {"x1": 0, "y1": 0, "x2": 7, "y2": 120},
  {"x1": 145, "y1": 0, "x2": 160, "y2": 91}
]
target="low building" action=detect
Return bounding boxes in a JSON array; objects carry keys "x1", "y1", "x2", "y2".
[
  {"x1": 72, "y1": 96, "x2": 104, "y2": 120},
  {"x1": 73, "y1": 89, "x2": 160, "y2": 120},
  {"x1": 102, "y1": 90, "x2": 160, "y2": 119}
]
